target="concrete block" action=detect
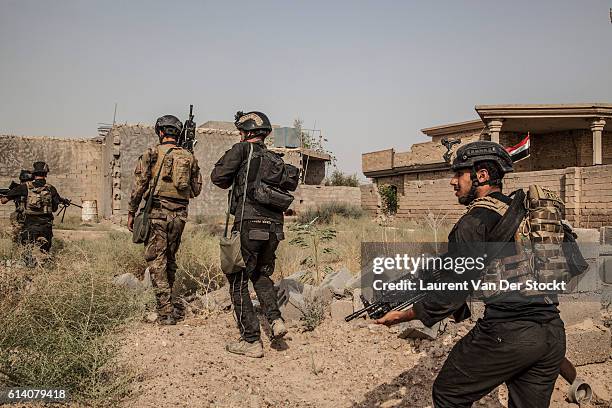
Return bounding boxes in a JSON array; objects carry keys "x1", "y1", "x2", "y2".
[
  {"x1": 320, "y1": 267, "x2": 354, "y2": 296},
  {"x1": 397, "y1": 320, "x2": 441, "y2": 341},
  {"x1": 330, "y1": 299, "x2": 354, "y2": 322},
  {"x1": 279, "y1": 292, "x2": 305, "y2": 322},
  {"x1": 558, "y1": 301, "x2": 601, "y2": 326},
  {"x1": 303, "y1": 284, "x2": 334, "y2": 305},
  {"x1": 599, "y1": 254, "x2": 612, "y2": 284},
  {"x1": 601, "y1": 226, "x2": 612, "y2": 245},
  {"x1": 574, "y1": 228, "x2": 600, "y2": 244},
  {"x1": 565, "y1": 320, "x2": 611, "y2": 366}
]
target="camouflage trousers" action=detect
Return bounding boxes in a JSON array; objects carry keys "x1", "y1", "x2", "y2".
[{"x1": 144, "y1": 212, "x2": 186, "y2": 318}]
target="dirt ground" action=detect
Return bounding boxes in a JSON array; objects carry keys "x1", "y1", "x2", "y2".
[{"x1": 118, "y1": 308, "x2": 612, "y2": 408}]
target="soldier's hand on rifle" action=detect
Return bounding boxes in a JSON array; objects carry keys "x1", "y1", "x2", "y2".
[
  {"x1": 374, "y1": 309, "x2": 416, "y2": 326},
  {"x1": 0, "y1": 197, "x2": 9, "y2": 204},
  {"x1": 127, "y1": 212, "x2": 135, "y2": 232}
]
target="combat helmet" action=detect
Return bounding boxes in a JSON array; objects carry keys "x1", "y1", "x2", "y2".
[
  {"x1": 451, "y1": 141, "x2": 513, "y2": 205},
  {"x1": 32, "y1": 161, "x2": 49, "y2": 175},
  {"x1": 155, "y1": 115, "x2": 183, "y2": 138},
  {"x1": 451, "y1": 141, "x2": 513, "y2": 174},
  {"x1": 19, "y1": 169, "x2": 33, "y2": 183},
  {"x1": 234, "y1": 111, "x2": 272, "y2": 134}
]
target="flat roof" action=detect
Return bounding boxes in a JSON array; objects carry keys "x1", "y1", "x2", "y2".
[
  {"x1": 421, "y1": 119, "x2": 484, "y2": 137},
  {"x1": 476, "y1": 103, "x2": 612, "y2": 120}
]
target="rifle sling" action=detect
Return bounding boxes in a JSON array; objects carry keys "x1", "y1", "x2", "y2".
[
  {"x1": 487, "y1": 189, "x2": 527, "y2": 244},
  {"x1": 142, "y1": 148, "x2": 174, "y2": 220}
]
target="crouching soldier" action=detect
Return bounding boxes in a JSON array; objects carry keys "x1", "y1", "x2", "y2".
[
  {"x1": 375, "y1": 141, "x2": 567, "y2": 407},
  {"x1": 211, "y1": 111, "x2": 299, "y2": 358},
  {"x1": 1, "y1": 162, "x2": 65, "y2": 253},
  {"x1": 128, "y1": 114, "x2": 202, "y2": 325}
]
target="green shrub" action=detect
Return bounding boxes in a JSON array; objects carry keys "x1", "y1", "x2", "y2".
[
  {"x1": 0, "y1": 233, "x2": 150, "y2": 406},
  {"x1": 300, "y1": 292, "x2": 329, "y2": 331},
  {"x1": 324, "y1": 170, "x2": 360, "y2": 187},
  {"x1": 378, "y1": 184, "x2": 398, "y2": 215},
  {"x1": 297, "y1": 202, "x2": 364, "y2": 224}
]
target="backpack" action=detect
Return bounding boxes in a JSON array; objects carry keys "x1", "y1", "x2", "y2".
[
  {"x1": 150, "y1": 145, "x2": 194, "y2": 200},
  {"x1": 248, "y1": 146, "x2": 300, "y2": 212},
  {"x1": 25, "y1": 181, "x2": 53, "y2": 215},
  {"x1": 469, "y1": 185, "x2": 588, "y2": 300}
]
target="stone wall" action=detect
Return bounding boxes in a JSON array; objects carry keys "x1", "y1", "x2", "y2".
[
  {"x1": 290, "y1": 185, "x2": 361, "y2": 214},
  {"x1": 0, "y1": 135, "x2": 104, "y2": 220},
  {"x1": 362, "y1": 164, "x2": 612, "y2": 228},
  {"x1": 360, "y1": 184, "x2": 380, "y2": 216},
  {"x1": 108, "y1": 125, "x2": 240, "y2": 221}
]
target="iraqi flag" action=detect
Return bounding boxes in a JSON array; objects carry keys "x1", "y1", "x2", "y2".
[{"x1": 505, "y1": 133, "x2": 530, "y2": 162}]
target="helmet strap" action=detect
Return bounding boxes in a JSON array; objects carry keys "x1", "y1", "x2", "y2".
[{"x1": 459, "y1": 170, "x2": 479, "y2": 205}]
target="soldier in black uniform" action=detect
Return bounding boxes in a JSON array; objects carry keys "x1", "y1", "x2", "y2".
[
  {"x1": 211, "y1": 111, "x2": 289, "y2": 358},
  {"x1": 375, "y1": 141, "x2": 566, "y2": 408},
  {"x1": 2, "y1": 170, "x2": 33, "y2": 242},
  {"x1": 1, "y1": 162, "x2": 67, "y2": 252}
]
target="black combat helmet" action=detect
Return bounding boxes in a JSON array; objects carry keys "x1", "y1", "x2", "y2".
[
  {"x1": 450, "y1": 141, "x2": 514, "y2": 205},
  {"x1": 451, "y1": 141, "x2": 514, "y2": 175},
  {"x1": 234, "y1": 111, "x2": 272, "y2": 133},
  {"x1": 19, "y1": 170, "x2": 33, "y2": 183},
  {"x1": 155, "y1": 115, "x2": 183, "y2": 137},
  {"x1": 32, "y1": 161, "x2": 49, "y2": 175}
]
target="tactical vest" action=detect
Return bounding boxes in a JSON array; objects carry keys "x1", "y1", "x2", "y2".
[
  {"x1": 25, "y1": 181, "x2": 53, "y2": 215},
  {"x1": 150, "y1": 144, "x2": 195, "y2": 201},
  {"x1": 469, "y1": 185, "x2": 573, "y2": 301}
]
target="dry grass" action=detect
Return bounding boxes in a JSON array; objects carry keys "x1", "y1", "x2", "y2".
[
  {"x1": 0, "y1": 232, "x2": 151, "y2": 406},
  {"x1": 0, "y1": 211, "x2": 450, "y2": 405}
]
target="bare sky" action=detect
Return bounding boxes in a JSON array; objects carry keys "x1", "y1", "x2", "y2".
[{"x1": 1, "y1": 0, "x2": 611, "y2": 176}]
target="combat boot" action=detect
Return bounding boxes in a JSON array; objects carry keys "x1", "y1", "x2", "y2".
[
  {"x1": 157, "y1": 315, "x2": 177, "y2": 326},
  {"x1": 271, "y1": 319, "x2": 288, "y2": 339},
  {"x1": 225, "y1": 339, "x2": 264, "y2": 358}
]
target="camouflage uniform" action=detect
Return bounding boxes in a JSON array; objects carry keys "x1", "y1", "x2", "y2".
[{"x1": 129, "y1": 142, "x2": 202, "y2": 319}]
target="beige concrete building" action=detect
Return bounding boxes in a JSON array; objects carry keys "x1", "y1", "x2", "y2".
[
  {"x1": 0, "y1": 121, "x2": 349, "y2": 221},
  {"x1": 362, "y1": 103, "x2": 612, "y2": 228}
]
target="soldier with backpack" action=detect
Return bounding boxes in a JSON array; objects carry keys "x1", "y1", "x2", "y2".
[
  {"x1": 127, "y1": 114, "x2": 202, "y2": 325},
  {"x1": 211, "y1": 111, "x2": 299, "y2": 358},
  {"x1": 1, "y1": 162, "x2": 66, "y2": 252},
  {"x1": 375, "y1": 141, "x2": 585, "y2": 407}
]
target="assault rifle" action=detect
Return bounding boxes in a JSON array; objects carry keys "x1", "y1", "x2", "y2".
[
  {"x1": 178, "y1": 104, "x2": 197, "y2": 153},
  {"x1": 56, "y1": 198, "x2": 83, "y2": 223},
  {"x1": 0, "y1": 181, "x2": 19, "y2": 197},
  {"x1": 0, "y1": 170, "x2": 33, "y2": 197},
  {"x1": 345, "y1": 269, "x2": 442, "y2": 322},
  {"x1": 345, "y1": 292, "x2": 428, "y2": 322}
]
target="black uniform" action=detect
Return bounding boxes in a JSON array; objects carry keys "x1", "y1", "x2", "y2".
[
  {"x1": 413, "y1": 192, "x2": 566, "y2": 408},
  {"x1": 3, "y1": 179, "x2": 63, "y2": 252},
  {"x1": 211, "y1": 140, "x2": 284, "y2": 343}
]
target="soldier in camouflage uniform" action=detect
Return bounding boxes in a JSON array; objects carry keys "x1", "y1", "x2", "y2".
[{"x1": 127, "y1": 115, "x2": 202, "y2": 325}]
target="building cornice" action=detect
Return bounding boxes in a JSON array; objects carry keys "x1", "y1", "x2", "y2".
[
  {"x1": 421, "y1": 119, "x2": 484, "y2": 137},
  {"x1": 476, "y1": 104, "x2": 612, "y2": 120}
]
